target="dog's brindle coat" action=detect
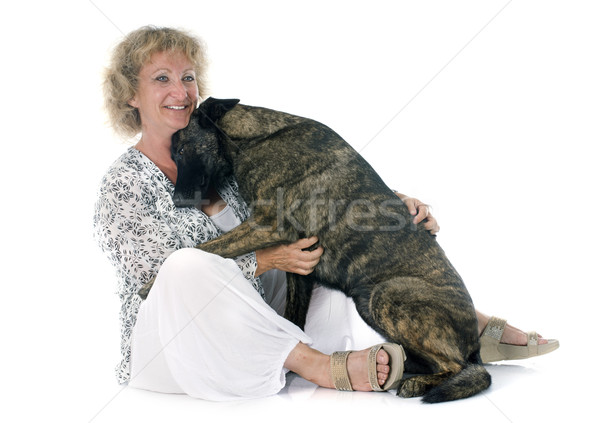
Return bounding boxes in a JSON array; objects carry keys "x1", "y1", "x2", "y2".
[{"x1": 148, "y1": 97, "x2": 491, "y2": 402}]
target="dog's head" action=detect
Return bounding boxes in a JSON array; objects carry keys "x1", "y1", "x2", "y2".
[{"x1": 171, "y1": 98, "x2": 240, "y2": 207}]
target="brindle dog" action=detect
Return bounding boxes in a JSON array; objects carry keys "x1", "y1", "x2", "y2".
[{"x1": 144, "y1": 97, "x2": 491, "y2": 402}]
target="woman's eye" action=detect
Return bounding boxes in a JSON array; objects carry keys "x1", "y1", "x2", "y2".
[
  {"x1": 183, "y1": 75, "x2": 195, "y2": 82},
  {"x1": 156, "y1": 75, "x2": 168, "y2": 82}
]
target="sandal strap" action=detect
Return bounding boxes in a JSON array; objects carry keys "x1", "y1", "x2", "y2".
[
  {"x1": 330, "y1": 351, "x2": 353, "y2": 391},
  {"x1": 482, "y1": 316, "x2": 507, "y2": 341},
  {"x1": 527, "y1": 331, "x2": 539, "y2": 354},
  {"x1": 368, "y1": 345, "x2": 384, "y2": 391},
  {"x1": 481, "y1": 316, "x2": 506, "y2": 342}
]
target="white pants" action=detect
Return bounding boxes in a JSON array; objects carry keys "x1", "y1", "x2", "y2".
[{"x1": 130, "y1": 248, "x2": 384, "y2": 401}]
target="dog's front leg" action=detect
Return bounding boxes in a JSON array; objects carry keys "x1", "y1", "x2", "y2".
[
  {"x1": 198, "y1": 220, "x2": 292, "y2": 258},
  {"x1": 138, "y1": 220, "x2": 291, "y2": 300},
  {"x1": 284, "y1": 273, "x2": 314, "y2": 329}
]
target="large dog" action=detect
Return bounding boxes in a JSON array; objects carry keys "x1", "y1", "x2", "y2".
[{"x1": 162, "y1": 97, "x2": 491, "y2": 402}]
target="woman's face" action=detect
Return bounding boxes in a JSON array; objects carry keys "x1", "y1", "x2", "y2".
[{"x1": 129, "y1": 50, "x2": 199, "y2": 139}]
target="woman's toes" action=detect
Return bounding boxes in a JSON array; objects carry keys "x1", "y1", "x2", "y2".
[
  {"x1": 377, "y1": 349, "x2": 390, "y2": 365},
  {"x1": 345, "y1": 347, "x2": 392, "y2": 391},
  {"x1": 377, "y1": 363, "x2": 390, "y2": 374},
  {"x1": 376, "y1": 351, "x2": 390, "y2": 388}
]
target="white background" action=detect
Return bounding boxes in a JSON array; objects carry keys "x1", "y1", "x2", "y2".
[{"x1": 1, "y1": 1, "x2": 598, "y2": 422}]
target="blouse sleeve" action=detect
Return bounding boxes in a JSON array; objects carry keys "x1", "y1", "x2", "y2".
[
  {"x1": 93, "y1": 169, "x2": 180, "y2": 298},
  {"x1": 235, "y1": 252, "x2": 259, "y2": 280}
]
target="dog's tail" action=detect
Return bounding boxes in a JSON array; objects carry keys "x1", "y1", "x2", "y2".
[{"x1": 422, "y1": 363, "x2": 491, "y2": 403}]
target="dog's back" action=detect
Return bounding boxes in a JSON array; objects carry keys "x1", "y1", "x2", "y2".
[{"x1": 220, "y1": 104, "x2": 471, "y2": 295}]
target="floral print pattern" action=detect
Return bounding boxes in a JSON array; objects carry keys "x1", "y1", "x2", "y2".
[{"x1": 93, "y1": 147, "x2": 262, "y2": 384}]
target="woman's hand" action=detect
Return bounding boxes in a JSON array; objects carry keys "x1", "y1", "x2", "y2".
[
  {"x1": 393, "y1": 192, "x2": 440, "y2": 235},
  {"x1": 255, "y1": 236, "x2": 324, "y2": 276}
]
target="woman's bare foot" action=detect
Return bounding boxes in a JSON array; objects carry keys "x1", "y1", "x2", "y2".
[
  {"x1": 477, "y1": 311, "x2": 549, "y2": 345},
  {"x1": 344, "y1": 346, "x2": 391, "y2": 391},
  {"x1": 284, "y1": 342, "x2": 391, "y2": 391}
]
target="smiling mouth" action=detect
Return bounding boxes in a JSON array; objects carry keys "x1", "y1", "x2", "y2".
[{"x1": 165, "y1": 105, "x2": 188, "y2": 110}]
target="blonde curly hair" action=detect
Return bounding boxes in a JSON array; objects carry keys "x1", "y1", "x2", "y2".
[{"x1": 103, "y1": 26, "x2": 208, "y2": 138}]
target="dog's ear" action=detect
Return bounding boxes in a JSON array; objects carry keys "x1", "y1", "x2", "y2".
[{"x1": 197, "y1": 97, "x2": 240, "y2": 127}]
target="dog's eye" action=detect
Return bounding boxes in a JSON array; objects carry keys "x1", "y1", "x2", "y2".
[{"x1": 178, "y1": 148, "x2": 184, "y2": 156}]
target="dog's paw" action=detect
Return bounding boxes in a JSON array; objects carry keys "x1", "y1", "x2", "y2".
[{"x1": 397, "y1": 377, "x2": 429, "y2": 398}]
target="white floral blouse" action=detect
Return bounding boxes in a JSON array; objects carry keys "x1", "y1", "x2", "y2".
[{"x1": 93, "y1": 147, "x2": 262, "y2": 384}]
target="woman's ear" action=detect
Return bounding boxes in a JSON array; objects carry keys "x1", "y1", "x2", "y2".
[{"x1": 128, "y1": 96, "x2": 139, "y2": 108}]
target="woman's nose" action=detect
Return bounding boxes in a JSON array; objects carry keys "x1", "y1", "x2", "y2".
[{"x1": 170, "y1": 80, "x2": 189, "y2": 100}]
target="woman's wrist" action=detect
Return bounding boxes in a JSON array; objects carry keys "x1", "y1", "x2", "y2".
[{"x1": 254, "y1": 248, "x2": 273, "y2": 277}]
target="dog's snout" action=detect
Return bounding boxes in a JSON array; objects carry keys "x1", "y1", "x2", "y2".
[
  {"x1": 172, "y1": 192, "x2": 185, "y2": 207},
  {"x1": 173, "y1": 191, "x2": 201, "y2": 208}
]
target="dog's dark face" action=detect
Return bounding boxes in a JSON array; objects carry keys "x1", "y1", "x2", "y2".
[{"x1": 171, "y1": 98, "x2": 240, "y2": 207}]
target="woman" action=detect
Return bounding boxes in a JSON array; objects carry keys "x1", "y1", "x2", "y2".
[{"x1": 94, "y1": 26, "x2": 557, "y2": 400}]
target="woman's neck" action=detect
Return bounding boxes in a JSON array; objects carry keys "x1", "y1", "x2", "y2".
[{"x1": 135, "y1": 134, "x2": 178, "y2": 184}]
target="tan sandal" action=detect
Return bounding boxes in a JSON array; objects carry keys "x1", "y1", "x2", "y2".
[
  {"x1": 330, "y1": 343, "x2": 406, "y2": 391},
  {"x1": 480, "y1": 316, "x2": 560, "y2": 363}
]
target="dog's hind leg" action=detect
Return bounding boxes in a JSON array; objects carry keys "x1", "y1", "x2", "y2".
[
  {"x1": 361, "y1": 276, "x2": 489, "y2": 401},
  {"x1": 364, "y1": 276, "x2": 475, "y2": 366},
  {"x1": 365, "y1": 278, "x2": 463, "y2": 398}
]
